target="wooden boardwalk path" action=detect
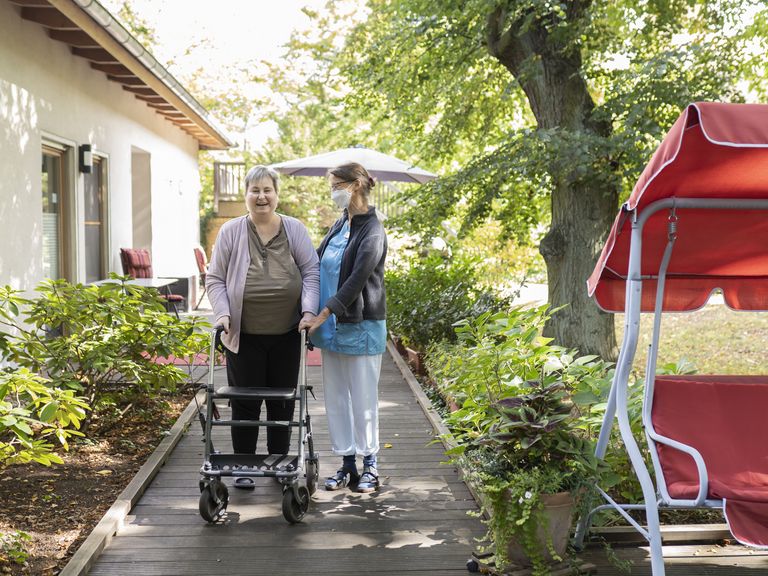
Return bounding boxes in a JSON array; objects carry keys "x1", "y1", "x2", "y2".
[
  {"x1": 87, "y1": 351, "x2": 485, "y2": 575},
  {"x1": 82, "y1": 344, "x2": 768, "y2": 575}
]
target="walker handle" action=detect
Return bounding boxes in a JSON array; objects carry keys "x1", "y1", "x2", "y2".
[
  {"x1": 212, "y1": 325, "x2": 226, "y2": 352},
  {"x1": 303, "y1": 328, "x2": 314, "y2": 351}
]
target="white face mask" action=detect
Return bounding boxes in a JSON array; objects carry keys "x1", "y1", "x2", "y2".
[{"x1": 331, "y1": 187, "x2": 352, "y2": 210}]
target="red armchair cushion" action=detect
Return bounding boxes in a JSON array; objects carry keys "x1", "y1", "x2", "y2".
[{"x1": 120, "y1": 248, "x2": 153, "y2": 279}]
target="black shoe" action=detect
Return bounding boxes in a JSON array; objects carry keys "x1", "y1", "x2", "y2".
[
  {"x1": 324, "y1": 469, "x2": 359, "y2": 491},
  {"x1": 357, "y1": 466, "x2": 379, "y2": 493}
]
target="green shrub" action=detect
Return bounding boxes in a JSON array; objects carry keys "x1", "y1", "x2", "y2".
[
  {"x1": 0, "y1": 277, "x2": 210, "y2": 429},
  {"x1": 0, "y1": 368, "x2": 87, "y2": 466},
  {"x1": 427, "y1": 306, "x2": 613, "y2": 450},
  {"x1": 425, "y1": 306, "x2": 613, "y2": 569},
  {"x1": 385, "y1": 253, "x2": 510, "y2": 351}
]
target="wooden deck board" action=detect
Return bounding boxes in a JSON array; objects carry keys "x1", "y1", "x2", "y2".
[{"x1": 579, "y1": 543, "x2": 768, "y2": 575}]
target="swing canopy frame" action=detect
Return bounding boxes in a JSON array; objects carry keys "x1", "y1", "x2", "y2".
[
  {"x1": 588, "y1": 101, "x2": 768, "y2": 312},
  {"x1": 580, "y1": 102, "x2": 768, "y2": 576}
]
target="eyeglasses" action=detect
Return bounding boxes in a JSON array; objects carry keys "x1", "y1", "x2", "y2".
[{"x1": 330, "y1": 180, "x2": 354, "y2": 192}]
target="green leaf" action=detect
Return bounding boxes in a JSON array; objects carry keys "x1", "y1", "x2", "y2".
[
  {"x1": 38, "y1": 401, "x2": 59, "y2": 423},
  {"x1": 571, "y1": 390, "x2": 600, "y2": 405},
  {"x1": 1, "y1": 415, "x2": 17, "y2": 427},
  {"x1": 12, "y1": 421, "x2": 33, "y2": 436}
]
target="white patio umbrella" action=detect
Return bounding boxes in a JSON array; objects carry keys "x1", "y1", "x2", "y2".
[{"x1": 270, "y1": 146, "x2": 437, "y2": 184}]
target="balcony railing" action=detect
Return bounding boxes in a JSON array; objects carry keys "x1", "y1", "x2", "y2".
[{"x1": 213, "y1": 161, "x2": 246, "y2": 213}]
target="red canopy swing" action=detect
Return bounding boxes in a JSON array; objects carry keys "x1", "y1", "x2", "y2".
[
  {"x1": 579, "y1": 102, "x2": 768, "y2": 575},
  {"x1": 589, "y1": 102, "x2": 768, "y2": 312}
]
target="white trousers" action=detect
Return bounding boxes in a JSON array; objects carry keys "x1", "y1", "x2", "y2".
[{"x1": 321, "y1": 350, "x2": 382, "y2": 457}]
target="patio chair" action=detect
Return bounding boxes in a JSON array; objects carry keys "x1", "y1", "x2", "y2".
[
  {"x1": 193, "y1": 246, "x2": 208, "y2": 310},
  {"x1": 119, "y1": 247, "x2": 184, "y2": 318}
]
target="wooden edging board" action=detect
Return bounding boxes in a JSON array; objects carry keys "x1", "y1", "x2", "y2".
[
  {"x1": 59, "y1": 389, "x2": 206, "y2": 576},
  {"x1": 385, "y1": 338, "x2": 732, "y2": 545}
]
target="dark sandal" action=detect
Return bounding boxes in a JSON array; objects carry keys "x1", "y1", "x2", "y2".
[
  {"x1": 324, "y1": 469, "x2": 359, "y2": 491},
  {"x1": 357, "y1": 466, "x2": 379, "y2": 493}
]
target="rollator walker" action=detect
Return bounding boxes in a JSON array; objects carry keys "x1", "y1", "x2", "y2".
[
  {"x1": 575, "y1": 102, "x2": 768, "y2": 575},
  {"x1": 197, "y1": 326, "x2": 319, "y2": 524}
]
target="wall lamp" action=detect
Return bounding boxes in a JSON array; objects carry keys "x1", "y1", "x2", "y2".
[{"x1": 79, "y1": 144, "x2": 93, "y2": 174}]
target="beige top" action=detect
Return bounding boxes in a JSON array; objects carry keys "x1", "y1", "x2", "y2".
[{"x1": 240, "y1": 218, "x2": 302, "y2": 335}]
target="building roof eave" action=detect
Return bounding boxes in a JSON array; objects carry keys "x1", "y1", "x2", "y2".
[{"x1": 11, "y1": 0, "x2": 233, "y2": 150}]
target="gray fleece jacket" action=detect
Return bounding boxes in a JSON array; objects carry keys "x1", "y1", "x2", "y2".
[{"x1": 317, "y1": 207, "x2": 387, "y2": 323}]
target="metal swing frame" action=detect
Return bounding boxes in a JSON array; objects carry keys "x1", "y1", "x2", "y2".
[{"x1": 574, "y1": 197, "x2": 768, "y2": 576}]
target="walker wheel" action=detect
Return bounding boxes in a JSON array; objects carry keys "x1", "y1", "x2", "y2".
[
  {"x1": 466, "y1": 558, "x2": 480, "y2": 573},
  {"x1": 305, "y1": 457, "x2": 319, "y2": 495},
  {"x1": 199, "y1": 481, "x2": 228, "y2": 523},
  {"x1": 282, "y1": 485, "x2": 310, "y2": 523}
]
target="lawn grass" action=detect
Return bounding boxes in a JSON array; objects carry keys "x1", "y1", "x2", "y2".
[{"x1": 617, "y1": 303, "x2": 768, "y2": 375}]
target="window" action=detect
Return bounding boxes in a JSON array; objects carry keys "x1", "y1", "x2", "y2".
[
  {"x1": 84, "y1": 157, "x2": 107, "y2": 283},
  {"x1": 42, "y1": 146, "x2": 68, "y2": 280}
]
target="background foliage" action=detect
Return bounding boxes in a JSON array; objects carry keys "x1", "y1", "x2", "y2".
[
  {"x1": 338, "y1": 0, "x2": 768, "y2": 240},
  {"x1": 385, "y1": 251, "x2": 511, "y2": 350}
]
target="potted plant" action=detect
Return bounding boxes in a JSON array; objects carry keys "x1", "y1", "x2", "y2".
[
  {"x1": 466, "y1": 379, "x2": 603, "y2": 572},
  {"x1": 435, "y1": 307, "x2": 611, "y2": 574}
]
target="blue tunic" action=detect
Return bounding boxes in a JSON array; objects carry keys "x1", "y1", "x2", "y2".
[{"x1": 313, "y1": 220, "x2": 387, "y2": 355}]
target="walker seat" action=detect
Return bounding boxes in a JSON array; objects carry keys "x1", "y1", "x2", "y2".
[
  {"x1": 214, "y1": 386, "x2": 296, "y2": 400},
  {"x1": 652, "y1": 375, "x2": 768, "y2": 546}
]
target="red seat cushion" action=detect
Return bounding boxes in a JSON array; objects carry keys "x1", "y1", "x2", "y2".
[
  {"x1": 724, "y1": 499, "x2": 768, "y2": 547},
  {"x1": 651, "y1": 375, "x2": 768, "y2": 501},
  {"x1": 193, "y1": 247, "x2": 208, "y2": 274},
  {"x1": 120, "y1": 248, "x2": 153, "y2": 279}
]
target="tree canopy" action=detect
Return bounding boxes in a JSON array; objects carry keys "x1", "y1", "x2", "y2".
[
  {"x1": 326, "y1": 0, "x2": 768, "y2": 357},
  {"x1": 340, "y1": 0, "x2": 766, "y2": 238}
]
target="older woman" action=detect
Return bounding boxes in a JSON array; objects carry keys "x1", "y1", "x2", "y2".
[
  {"x1": 307, "y1": 162, "x2": 387, "y2": 493},
  {"x1": 206, "y1": 165, "x2": 319, "y2": 488}
]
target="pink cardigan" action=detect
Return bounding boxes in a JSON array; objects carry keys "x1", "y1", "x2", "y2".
[{"x1": 206, "y1": 214, "x2": 320, "y2": 353}]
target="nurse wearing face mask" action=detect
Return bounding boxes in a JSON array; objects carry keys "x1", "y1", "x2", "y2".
[{"x1": 306, "y1": 162, "x2": 388, "y2": 493}]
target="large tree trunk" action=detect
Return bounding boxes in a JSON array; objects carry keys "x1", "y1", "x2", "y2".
[
  {"x1": 486, "y1": 4, "x2": 617, "y2": 359},
  {"x1": 540, "y1": 181, "x2": 617, "y2": 360}
]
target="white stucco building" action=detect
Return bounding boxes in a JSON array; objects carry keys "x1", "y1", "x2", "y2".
[{"x1": 0, "y1": 0, "x2": 230, "y2": 297}]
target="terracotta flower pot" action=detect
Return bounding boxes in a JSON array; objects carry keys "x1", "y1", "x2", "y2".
[
  {"x1": 405, "y1": 346, "x2": 425, "y2": 375},
  {"x1": 506, "y1": 491, "x2": 574, "y2": 568},
  {"x1": 389, "y1": 332, "x2": 407, "y2": 356}
]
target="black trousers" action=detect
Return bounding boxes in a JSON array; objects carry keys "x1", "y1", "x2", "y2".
[{"x1": 225, "y1": 329, "x2": 300, "y2": 454}]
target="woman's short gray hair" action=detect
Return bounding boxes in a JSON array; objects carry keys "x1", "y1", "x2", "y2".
[{"x1": 244, "y1": 165, "x2": 280, "y2": 193}]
